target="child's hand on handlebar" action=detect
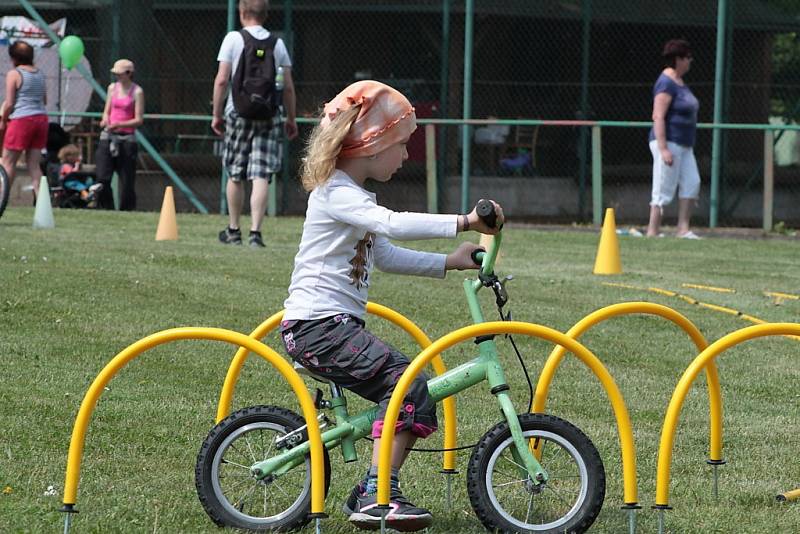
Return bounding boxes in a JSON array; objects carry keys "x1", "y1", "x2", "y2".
[
  {"x1": 446, "y1": 242, "x2": 485, "y2": 271},
  {"x1": 464, "y1": 200, "x2": 504, "y2": 234}
]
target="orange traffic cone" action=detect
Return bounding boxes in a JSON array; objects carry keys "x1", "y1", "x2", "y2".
[
  {"x1": 593, "y1": 208, "x2": 622, "y2": 275},
  {"x1": 155, "y1": 186, "x2": 178, "y2": 241}
]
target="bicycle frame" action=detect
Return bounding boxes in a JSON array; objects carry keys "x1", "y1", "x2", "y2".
[{"x1": 250, "y1": 230, "x2": 548, "y2": 486}]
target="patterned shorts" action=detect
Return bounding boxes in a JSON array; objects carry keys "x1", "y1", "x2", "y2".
[
  {"x1": 223, "y1": 110, "x2": 283, "y2": 182},
  {"x1": 280, "y1": 314, "x2": 438, "y2": 438}
]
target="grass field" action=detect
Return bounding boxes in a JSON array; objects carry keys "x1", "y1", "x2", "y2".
[{"x1": 1, "y1": 206, "x2": 798, "y2": 533}]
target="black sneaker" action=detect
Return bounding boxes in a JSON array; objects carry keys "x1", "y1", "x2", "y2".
[
  {"x1": 342, "y1": 480, "x2": 364, "y2": 517},
  {"x1": 248, "y1": 231, "x2": 265, "y2": 248},
  {"x1": 349, "y1": 490, "x2": 433, "y2": 532},
  {"x1": 218, "y1": 226, "x2": 242, "y2": 245}
]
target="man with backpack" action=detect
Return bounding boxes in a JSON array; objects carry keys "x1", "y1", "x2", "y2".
[{"x1": 212, "y1": 0, "x2": 297, "y2": 248}]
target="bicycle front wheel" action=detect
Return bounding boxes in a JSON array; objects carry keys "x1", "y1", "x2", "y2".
[
  {"x1": 467, "y1": 413, "x2": 605, "y2": 533},
  {"x1": 0, "y1": 165, "x2": 9, "y2": 219},
  {"x1": 195, "y1": 405, "x2": 331, "y2": 532}
]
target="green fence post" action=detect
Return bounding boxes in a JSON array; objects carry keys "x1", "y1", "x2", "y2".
[
  {"x1": 437, "y1": 0, "x2": 451, "y2": 214},
  {"x1": 578, "y1": 0, "x2": 592, "y2": 222},
  {"x1": 278, "y1": 0, "x2": 294, "y2": 216},
  {"x1": 709, "y1": 0, "x2": 728, "y2": 228},
  {"x1": 591, "y1": 125, "x2": 602, "y2": 226},
  {"x1": 763, "y1": 129, "x2": 774, "y2": 233},
  {"x1": 220, "y1": 0, "x2": 237, "y2": 215},
  {"x1": 459, "y1": 0, "x2": 474, "y2": 214},
  {"x1": 110, "y1": 0, "x2": 120, "y2": 61},
  {"x1": 426, "y1": 124, "x2": 438, "y2": 213}
]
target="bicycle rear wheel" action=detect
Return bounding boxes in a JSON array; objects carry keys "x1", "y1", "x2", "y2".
[
  {"x1": 0, "y1": 165, "x2": 9, "y2": 219},
  {"x1": 195, "y1": 405, "x2": 331, "y2": 532}
]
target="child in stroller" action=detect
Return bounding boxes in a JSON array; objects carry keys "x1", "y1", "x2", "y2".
[{"x1": 51, "y1": 144, "x2": 102, "y2": 208}]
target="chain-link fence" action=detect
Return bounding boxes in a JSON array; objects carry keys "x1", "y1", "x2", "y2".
[{"x1": 2, "y1": 0, "x2": 799, "y2": 228}]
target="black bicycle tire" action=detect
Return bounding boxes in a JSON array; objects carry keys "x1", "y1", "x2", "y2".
[
  {"x1": 195, "y1": 405, "x2": 331, "y2": 532},
  {"x1": 467, "y1": 413, "x2": 605, "y2": 533},
  {"x1": 0, "y1": 165, "x2": 9, "y2": 219}
]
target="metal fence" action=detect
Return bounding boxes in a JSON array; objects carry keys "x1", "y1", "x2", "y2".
[{"x1": 2, "y1": 0, "x2": 800, "y2": 228}]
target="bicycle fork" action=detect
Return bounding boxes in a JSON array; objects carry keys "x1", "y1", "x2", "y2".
[{"x1": 485, "y1": 350, "x2": 549, "y2": 485}]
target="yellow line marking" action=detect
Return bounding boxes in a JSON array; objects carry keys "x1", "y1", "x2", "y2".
[
  {"x1": 602, "y1": 284, "x2": 800, "y2": 343},
  {"x1": 682, "y1": 283, "x2": 736, "y2": 293},
  {"x1": 697, "y1": 302, "x2": 741, "y2": 316},
  {"x1": 602, "y1": 282, "x2": 640, "y2": 290},
  {"x1": 648, "y1": 287, "x2": 677, "y2": 296},
  {"x1": 764, "y1": 291, "x2": 799, "y2": 300},
  {"x1": 740, "y1": 314, "x2": 766, "y2": 324}
]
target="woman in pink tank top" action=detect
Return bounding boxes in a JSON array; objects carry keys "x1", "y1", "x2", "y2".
[{"x1": 95, "y1": 58, "x2": 144, "y2": 210}]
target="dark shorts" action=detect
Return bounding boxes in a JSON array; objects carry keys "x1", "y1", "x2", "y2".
[{"x1": 280, "y1": 314, "x2": 438, "y2": 438}]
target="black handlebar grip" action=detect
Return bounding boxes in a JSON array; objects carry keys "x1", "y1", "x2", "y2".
[
  {"x1": 476, "y1": 199, "x2": 497, "y2": 229},
  {"x1": 470, "y1": 249, "x2": 485, "y2": 266}
]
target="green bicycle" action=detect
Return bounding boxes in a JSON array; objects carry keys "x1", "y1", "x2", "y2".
[{"x1": 195, "y1": 200, "x2": 606, "y2": 533}]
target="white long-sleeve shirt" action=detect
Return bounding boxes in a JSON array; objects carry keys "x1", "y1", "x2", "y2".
[{"x1": 283, "y1": 170, "x2": 458, "y2": 320}]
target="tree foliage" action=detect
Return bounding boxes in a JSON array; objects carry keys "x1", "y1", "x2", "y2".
[{"x1": 766, "y1": 1, "x2": 800, "y2": 118}]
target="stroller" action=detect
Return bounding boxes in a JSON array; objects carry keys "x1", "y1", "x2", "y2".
[
  {"x1": 42, "y1": 123, "x2": 103, "y2": 209},
  {"x1": 50, "y1": 166, "x2": 103, "y2": 209}
]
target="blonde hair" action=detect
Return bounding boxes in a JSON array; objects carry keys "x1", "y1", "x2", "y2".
[
  {"x1": 58, "y1": 144, "x2": 81, "y2": 163},
  {"x1": 300, "y1": 105, "x2": 362, "y2": 192}
]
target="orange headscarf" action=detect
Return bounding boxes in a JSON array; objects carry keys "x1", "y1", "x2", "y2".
[{"x1": 321, "y1": 80, "x2": 416, "y2": 158}]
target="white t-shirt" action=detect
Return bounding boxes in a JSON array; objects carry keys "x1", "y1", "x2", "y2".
[
  {"x1": 217, "y1": 25, "x2": 292, "y2": 115},
  {"x1": 283, "y1": 170, "x2": 459, "y2": 321}
]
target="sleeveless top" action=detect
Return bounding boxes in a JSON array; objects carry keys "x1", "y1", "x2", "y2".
[
  {"x1": 9, "y1": 67, "x2": 47, "y2": 119},
  {"x1": 108, "y1": 82, "x2": 139, "y2": 134}
]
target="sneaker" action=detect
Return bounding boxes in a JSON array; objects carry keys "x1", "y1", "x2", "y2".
[
  {"x1": 342, "y1": 480, "x2": 365, "y2": 516},
  {"x1": 676, "y1": 230, "x2": 701, "y2": 240},
  {"x1": 248, "y1": 231, "x2": 265, "y2": 248},
  {"x1": 218, "y1": 226, "x2": 242, "y2": 245},
  {"x1": 349, "y1": 491, "x2": 433, "y2": 532}
]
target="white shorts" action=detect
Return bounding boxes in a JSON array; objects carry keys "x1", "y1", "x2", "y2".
[{"x1": 649, "y1": 140, "x2": 701, "y2": 207}]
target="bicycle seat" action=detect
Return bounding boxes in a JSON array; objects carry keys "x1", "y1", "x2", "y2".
[{"x1": 292, "y1": 360, "x2": 330, "y2": 383}]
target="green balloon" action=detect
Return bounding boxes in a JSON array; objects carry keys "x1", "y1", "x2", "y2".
[{"x1": 59, "y1": 35, "x2": 84, "y2": 70}]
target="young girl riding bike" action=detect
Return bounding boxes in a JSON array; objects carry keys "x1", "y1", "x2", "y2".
[{"x1": 280, "y1": 80, "x2": 503, "y2": 531}]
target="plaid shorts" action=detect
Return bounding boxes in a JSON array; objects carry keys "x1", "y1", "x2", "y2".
[
  {"x1": 280, "y1": 314, "x2": 438, "y2": 438},
  {"x1": 223, "y1": 110, "x2": 283, "y2": 182}
]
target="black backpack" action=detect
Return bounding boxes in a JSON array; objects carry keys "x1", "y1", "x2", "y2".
[{"x1": 231, "y1": 30, "x2": 279, "y2": 120}]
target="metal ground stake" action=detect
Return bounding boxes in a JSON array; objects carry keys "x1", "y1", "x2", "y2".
[{"x1": 707, "y1": 459, "x2": 725, "y2": 500}]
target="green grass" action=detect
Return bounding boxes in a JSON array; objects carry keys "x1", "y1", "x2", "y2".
[{"x1": 1, "y1": 206, "x2": 799, "y2": 533}]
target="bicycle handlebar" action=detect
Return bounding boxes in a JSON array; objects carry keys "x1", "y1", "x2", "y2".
[
  {"x1": 476, "y1": 199, "x2": 498, "y2": 230},
  {"x1": 469, "y1": 199, "x2": 502, "y2": 275}
]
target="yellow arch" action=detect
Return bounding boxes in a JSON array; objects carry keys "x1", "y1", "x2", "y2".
[
  {"x1": 655, "y1": 323, "x2": 800, "y2": 507},
  {"x1": 377, "y1": 321, "x2": 638, "y2": 506},
  {"x1": 62, "y1": 327, "x2": 325, "y2": 516},
  {"x1": 217, "y1": 310, "x2": 284, "y2": 422},
  {"x1": 533, "y1": 302, "x2": 723, "y2": 461},
  {"x1": 215, "y1": 302, "x2": 458, "y2": 471}
]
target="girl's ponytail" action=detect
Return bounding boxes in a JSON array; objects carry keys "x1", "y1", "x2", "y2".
[{"x1": 300, "y1": 105, "x2": 361, "y2": 192}]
